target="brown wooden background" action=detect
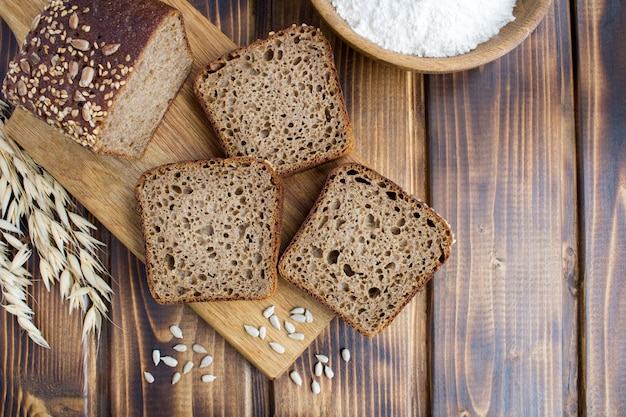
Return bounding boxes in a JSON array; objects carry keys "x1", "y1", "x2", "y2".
[{"x1": 0, "y1": 0, "x2": 624, "y2": 416}]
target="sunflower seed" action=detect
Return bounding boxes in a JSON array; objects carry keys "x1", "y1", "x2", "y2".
[
  {"x1": 169, "y1": 325, "x2": 183, "y2": 339},
  {"x1": 304, "y1": 309, "x2": 313, "y2": 323},
  {"x1": 192, "y1": 343, "x2": 207, "y2": 354},
  {"x1": 284, "y1": 321, "x2": 296, "y2": 334},
  {"x1": 290, "y1": 307, "x2": 305, "y2": 315},
  {"x1": 201, "y1": 374, "x2": 217, "y2": 383},
  {"x1": 262, "y1": 305, "x2": 275, "y2": 318},
  {"x1": 341, "y1": 348, "x2": 351, "y2": 362},
  {"x1": 69, "y1": 12, "x2": 79, "y2": 30},
  {"x1": 311, "y1": 380, "x2": 321, "y2": 395},
  {"x1": 289, "y1": 370, "x2": 303, "y2": 386},
  {"x1": 200, "y1": 355, "x2": 213, "y2": 368},
  {"x1": 144, "y1": 371, "x2": 155, "y2": 383},
  {"x1": 314, "y1": 361, "x2": 323, "y2": 377},
  {"x1": 291, "y1": 314, "x2": 306, "y2": 323},
  {"x1": 161, "y1": 356, "x2": 178, "y2": 367},
  {"x1": 288, "y1": 332, "x2": 305, "y2": 341},
  {"x1": 244, "y1": 324, "x2": 260, "y2": 338},
  {"x1": 152, "y1": 349, "x2": 161, "y2": 366},
  {"x1": 173, "y1": 344, "x2": 187, "y2": 352},
  {"x1": 68, "y1": 61, "x2": 79, "y2": 79},
  {"x1": 16, "y1": 80, "x2": 27, "y2": 96},
  {"x1": 171, "y1": 372, "x2": 181, "y2": 385},
  {"x1": 183, "y1": 361, "x2": 194, "y2": 374},
  {"x1": 269, "y1": 314, "x2": 281, "y2": 330},
  {"x1": 269, "y1": 342, "x2": 285, "y2": 354},
  {"x1": 324, "y1": 365, "x2": 334, "y2": 379},
  {"x1": 315, "y1": 354, "x2": 329, "y2": 364},
  {"x1": 71, "y1": 38, "x2": 90, "y2": 51},
  {"x1": 259, "y1": 326, "x2": 267, "y2": 340},
  {"x1": 102, "y1": 43, "x2": 120, "y2": 56}
]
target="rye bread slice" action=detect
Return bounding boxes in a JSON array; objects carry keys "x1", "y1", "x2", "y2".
[
  {"x1": 135, "y1": 157, "x2": 283, "y2": 304},
  {"x1": 278, "y1": 163, "x2": 454, "y2": 337},
  {"x1": 194, "y1": 24, "x2": 354, "y2": 176}
]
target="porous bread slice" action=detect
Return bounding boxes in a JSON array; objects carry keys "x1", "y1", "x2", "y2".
[
  {"x1": 135, "y1": 157, "x2": 283, "y2": 304},
  {"x1": 278, "y1": 163, "x2": 454, "y2": 337},
  {"x1": 194, "y1": 24, "x2": 354, "y2": 176},
  {"x1": 2, "y1": 0, "x2": 192, "y2": 159}
]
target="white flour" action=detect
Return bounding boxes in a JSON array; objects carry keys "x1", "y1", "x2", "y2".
[{"x1": 330, "y1": 0, "x2": 517, "y2": 57}]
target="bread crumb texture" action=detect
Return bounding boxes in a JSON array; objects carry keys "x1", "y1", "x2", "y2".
[
  {"x1": 136, "y1": 158, "x2": 283, "y2": 304},
  {"x1": 194, "y1": 25, "x2": 354, "y2": 176},
  {"x1": 2, "y1": 0, "x2": 192, "y2": 159},
  {"x1": 279, "y1": 163, "x2": 454, "y2": 337}
]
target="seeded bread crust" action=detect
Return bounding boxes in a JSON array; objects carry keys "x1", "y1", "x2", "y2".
[
  {"x1": 2, "y1": 0, "x2": 192, "y2": 159},
  {"x1": 194, "y1": 24, "x2": 354, "y2": 176},
  {"x1": 278, "y1": 163, "x2": 455, "y2": 337},
  {"x1": 135, "y1": 157, "x2": 284, "y2": 304}
]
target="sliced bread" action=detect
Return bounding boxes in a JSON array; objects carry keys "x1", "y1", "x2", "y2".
[
  {"x1": 2, "y1": 0, "x2": 192, "y2": 159},
  {"x1": 135, "y1": 157, "x2": 283, "y2": 304},
  {"x1": 278, "y1": 163, "x2": 454, "y2": 337},
  {"x1": 194, "y1": 24, "x2": 354, "y2": 176}
]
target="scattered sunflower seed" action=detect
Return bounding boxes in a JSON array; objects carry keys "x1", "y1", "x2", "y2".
[
  {"x1": 173, "y1": 344, "x2": 187, "y2": 352},
  {"x1": 324, "y1": 365, "x2": 334, "y2": 379},
  {"x1": 289, "y1": 370, "x2": 303, "y2": 386},
  {"x1": 315, "y1": 354, "x2": 329, "y2": 364},
  {"x1": 269, "y1": 314, "x2": 281, "y2": 330},
  {"x1": 161, "y1": 356, "x2": 178, "y2": 367},
  {"x1": 202, "y1": 374, "x2": 217, "y2": 383},
  {"x1": 152, "y1": 349, "x2": 161, "y2": 366},
  {"x1": 183, "y1": 361, "x2": 194, "y2": 374},
  {"x1": 284, "y1": 321, "x2": 296, "y2": 334},
  {"x1": 171, "y1": 372, "x2": 181, "y2": 385},
  {"x1": 341, "y1": 348, "x2": 351, "y2": 362},
  {"x1": 244, "y1": 324, "x2": 260, "y2": 338},
  {"x1": 200, "y1": 355, "x2": 213, "y2": 368},
  {"x1": 288, "y1": 332, "x2": 305, "y2": 341},
  {"x1": 269, "y1": 342, "x2": 285, "y2": 354},
  {"x1": 192, "y1": 343, "x2": 207, "y2": 354},
  {"x1": 259, "y1": 326, "x2": 267, "y2": 340},
  {"x1": 314, "y1": 361, "x2": 323, "y2": 377},
  {"x1": 169, "y1": 325, "x2": 183, "y2": 339},
  {"x1": 290, "y1": 307, "x2": 305, "y2": 315},
  {"x1": 290, "y1": 314, "x2": 306, "y2": 323},
  {"x1": 144, "y1": 371, "x2": 155, "y2": 383},
  {"x1": 311, "y1": 379, "x2": 321, "y2": 395},
  {"x1": 304, "y1": 309, "x2": 313, "y2": 323},
  {"x1": 262, "y1": 305, "x2": 275, "y2": 318}
]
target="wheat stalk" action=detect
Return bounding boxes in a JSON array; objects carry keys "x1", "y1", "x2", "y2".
[{"x1": 0, "y1": 100, "x2": 112, "y2": 348}]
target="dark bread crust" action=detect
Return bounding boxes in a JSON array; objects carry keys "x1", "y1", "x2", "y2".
[
  {"x1": 193, "y1": 24, "x2": 354, "y2": 176},
  {"x1": 135, "y1": 157, "x2": 284, "y2": 304},
  {"x1": 2, "y1": 0, "x2": 191, "y2": 158},
  {"x1": 278, "y1": 163, "x2": 454, "y2": 337}
]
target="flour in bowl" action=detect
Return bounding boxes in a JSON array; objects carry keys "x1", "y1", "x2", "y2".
[{"x1": 329, "y1": 0, "x2": 517, "y2": 57}]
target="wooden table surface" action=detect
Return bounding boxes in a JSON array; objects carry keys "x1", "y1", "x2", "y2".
[{"x1": 0, "y1": 0, "x2": 624, "y2": 416}]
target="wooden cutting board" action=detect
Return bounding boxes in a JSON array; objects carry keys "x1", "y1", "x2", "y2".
[{"x1": 0, "y1": 0, "x2": 370, "y2": 379}]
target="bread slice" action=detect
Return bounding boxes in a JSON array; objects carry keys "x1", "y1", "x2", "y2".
[
  {"x1": 194, "y1": 24, "x2": 354, "y2": 176},
  {"x1": 135, "y1": 157, "x2": 283, "y2": 304},
  {"x1": 278, "y1": 163, "x2": 454, "y2": 337},
  {"x1": 2, "y1": 0, "x2": 192, "y2": 159}
]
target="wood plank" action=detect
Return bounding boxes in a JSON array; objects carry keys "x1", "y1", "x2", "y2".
[
  {"x1": 256, "y1": 1, "x2": 430, "y2": 415},
  {"x1": 427, "y1": 0, "x2": 579, "y2": 414},
  {"x1": 0, "y1": 0, "x2": 348, "y2": 379},
  {"x1": 575, "y1": 0, "x2": 626, "y2": 415}
]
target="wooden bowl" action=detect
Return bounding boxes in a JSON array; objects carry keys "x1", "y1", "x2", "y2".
[{"x1": 311, "y1": 0, "x2": 552, "y2": 73}]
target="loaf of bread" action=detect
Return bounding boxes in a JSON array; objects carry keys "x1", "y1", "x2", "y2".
[
  {"x1": 135, "y1": 157, "x2": 283, "y2": 304},
  {"x1": 194, "y1": 24, "x2": 354, "y2": 176},
  {"x1": 2, "y1": 0, "x2": 192, "y2": 159},
  {"x1": 278, "y1": 163, "x2": 454, "y2": 337}
]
